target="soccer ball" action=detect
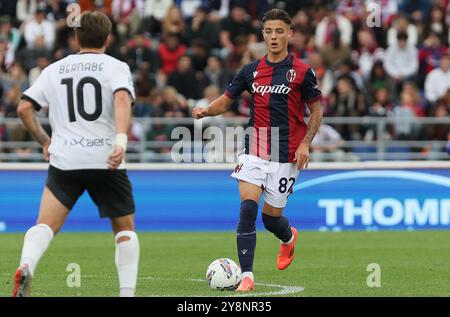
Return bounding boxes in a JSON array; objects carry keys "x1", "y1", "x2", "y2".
[{"x1": 206, "y1": 258, "x2": 242, "y2": 290}]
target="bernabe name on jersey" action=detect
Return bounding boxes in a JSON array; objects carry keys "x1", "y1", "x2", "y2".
[
  {"x1": 59, "y1": 62, "x2": 105, "y2": 74},
  {"x1": 251, "y1": 83, "x2": 292, "y2": 96}
]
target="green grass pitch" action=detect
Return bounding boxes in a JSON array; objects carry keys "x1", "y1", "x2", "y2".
[{"x1": 1, "y1": 231, "x2": 450, "y2": 297}]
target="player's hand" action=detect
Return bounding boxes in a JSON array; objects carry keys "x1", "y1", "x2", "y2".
[
  {"x1": 192, "y1": 107, "x2": 208, "y2": 119},
  {"x1": 294, "y1": 143, "x2": 310, "y2": 170},
  {"x1": 107, "y1": 145, "x2": 124, "y2": 170},
  {"x1": 42, "y1": 141, "x2": 50, "y2": 161}
]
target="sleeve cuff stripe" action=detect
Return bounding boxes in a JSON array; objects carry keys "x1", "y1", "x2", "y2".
[
  {"x1": 21, "y1": 94, "x2": 42, "y2": 111},
  {"x1": 305, "y1": 94, "x2": 322, "y2": 104},
  {"x1": 224, "y1": 90, "x2": 235, "y2": 99},
  {"x1": 113, "y1": 88, "x2": 135, "y2": 106}
]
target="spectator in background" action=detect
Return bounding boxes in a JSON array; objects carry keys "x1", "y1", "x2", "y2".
[
  {"x1": 311, "y1": 124, "x2": 348, "y2": 162},
  {"x1": 334, "y1": 58, "x2": 366, "y2": 94},
  {"x1": 45, "y1": 0, "x2": 69, "y2": 50},
  {"x1": 337, "y1": 0, "x2": 365, "y2": 23},
  {"x1": 418, "y1": 31, "x2": 448, "y2": 84},
  {"x1": 387, "y1": 13, "x2": 418, "y2": 47},
  {"x1": 315, "y1": 4, "x2": 353, "y2": 50},
  {"x1": 158, "y1": 33, "x2": 187, "y2": 75},
  {"x1": 203, "y1": 55, "x2": 234, "y2": 93},
  {"x1": 54, "y1": 30, "x2": 79, "y2": 60},
  {"x1": 390, "y1": 91, "x2": 419, "y2": 140},
  {"x1": 141, "y1": 0, "x2": 173, "y2": 36},
  {"x1": 126, "y1": 33, "x2": 158, "y2": 73},
  {"x1": 112, "y1": 0, "x2": 143, "y2": 44},
  {"x1": 365, "y1": 87, "x2": 394, "y2": 141},
  {"x1": 189, "y1": 38, "x2": 209, "y2": 72},
  {"x1": 219, "y1": 4, "x2": 257, "y2": 58},
  {"x1": 1, "y1": 84, "x2": 22, "y2": 118},
  {"x1": 290, "y1": 10, "x2": 313, "y2": 35},
  {"x1": 167, "y1": 55, "x2": 200, "y2": 100},
  {"x1": 0, "y1": 15, "x2": 21, "y2": 68},
  {"x1": 320, "y1": 29, "x2": 352, "y2": 70},
  {"x1": 185, "y1": 6, "x2": 221, "y2": 50},
  {"x1": 132, "y1": 66, "x2": 156, "y2": 118},
  {"x1": 328, "y1": 75, "x2": 366, "y2": 140},
  {"x1": 401, "y1": 81, "x2": 425, "y2": 116},
  {"x1": 162, "y1": 4, "x2": 185, "y2": 36},
  {"x1": 307, "y1": 51, "x2": 333, "y2": 100},
  {"x1": 16, "y1": 0, "x2": 39, "y2": 24},
  {"x1": 288, "y1": 26, "x2": 314, "y2": 61},
  {"x1": 424, "y1": 54, "x2": 450, "y2": 104},
  {"x1": 366, "y1": 60, "x2": 391, "y2": 98},
  {"x1": 353, "y1": 29, "x2": 384, "y2": 79},
  {"x1": 161, "y1": 86, "x2": 189, "y2": 117},
  {"x1": 384, "y1": 32, "x2": 419, "y2": 97},
  {"x1": 23, "y1": 7, "x2": 55, "y2": 50},
  {"x1": 422, "y1": 4, "x2": 448, "y2": 45},
  {"x1": 2, "y1": 61, "x2": 28, "y2": 93},
  {"x1": 0, "y1": 35, "x2": 13, "y2": 70},
  {"x1": 28, "y1": 53, "x2": 50, "y2": 85}
]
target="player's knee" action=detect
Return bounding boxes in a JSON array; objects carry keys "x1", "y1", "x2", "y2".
[
  {"x1": 262, "y1": 213, "x2": 288, "y2": 232},
  {"x1": 237, "y1": 200, "x2": 258, "y2": 232}
]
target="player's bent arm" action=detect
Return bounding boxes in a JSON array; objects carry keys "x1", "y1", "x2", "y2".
[
  {"x1": 193, "y1": 94, "x2": 234, "y2": 119},
  {"x1": 17, "y1": 100, "x2": 51, "y2": 146},
  {"x1": 301, "y1": 101, "x2": 323, "y2": 146},
  {"x1": 113, "y1": 90, "x2": 132, "y2": 150}
]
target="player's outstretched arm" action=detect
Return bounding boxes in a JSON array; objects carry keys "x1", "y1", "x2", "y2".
[
  {"x1": 17, "y1": 100, "x2": 51, "y2": 161},
  {"x1": 192, "y1": 94, "x2": 234, "y2": 119},
  {"x1": 294, "y1": 101, "x2": 323, "y2": 170},
  {"x1": 108, "y1": 90, "x2": 132, "y2": 170}
]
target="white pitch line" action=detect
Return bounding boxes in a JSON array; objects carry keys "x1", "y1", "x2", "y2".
[{"x1": 0, "y1": 274, "x2": 304, "y2": 297}]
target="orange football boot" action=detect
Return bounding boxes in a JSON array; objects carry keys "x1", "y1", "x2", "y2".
[
  {"x1": 236, "y1": 276, "x2": 255, "y2": 292},
  {"x1": 277, "y1": 227, "x2": 298, "y2": 270}
]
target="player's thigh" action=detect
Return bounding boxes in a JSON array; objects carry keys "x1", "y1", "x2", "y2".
[
  {"x1": 263, "y1": 163, "x2": 299, "y2": 213},
  {"x1": 238, "y1": 180, "x2": 263, "y2": 203},
  {"x1": 37, "y1": 187, "x2": 70, "y2": 234},
  {"x1": 231, "y1": 154, "x2": 267, "y2": 203},
  {"x1": 86, "y1": 169, "x2": 135, "y2": 220},
  {"x1": 40, "y1": 166, "x2": 85, "y2": 233}
]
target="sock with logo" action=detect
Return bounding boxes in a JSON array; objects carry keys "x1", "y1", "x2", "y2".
[{"x1": 236, "y1": 200, "x2": 258, "y2": 273}]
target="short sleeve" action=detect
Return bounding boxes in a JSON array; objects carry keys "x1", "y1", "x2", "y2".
[
  {"x1": 21, "y1": 69, "x2": 49, "y2": 111},
  {"x1": 224, "y1": 65, "x2": 248, "y2": 99},
  {"x1": 110, "y1": 62, "x2": 136, "y2": 103},
  {"x1": 301, "y1": 68, "x2": 322, "y2": 104}
]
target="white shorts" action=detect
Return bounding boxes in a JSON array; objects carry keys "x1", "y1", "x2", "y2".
[{"x1": 231, "y1": 154, "x2": 299, "y2": 208}]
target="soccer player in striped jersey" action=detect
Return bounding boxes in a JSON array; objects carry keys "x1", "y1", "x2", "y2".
[
  {"x1": 192, "y1": 8, "x2": 323, "y2": 292},
  {"x1": 13, "y1": 11, "x2": 139, "y2": 297}
]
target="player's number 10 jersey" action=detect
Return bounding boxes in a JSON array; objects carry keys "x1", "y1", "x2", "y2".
[{"x1": 22, "y1": 53, "x2": 135, "y2": 170}]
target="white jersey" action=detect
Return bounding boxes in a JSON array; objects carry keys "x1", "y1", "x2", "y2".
[{"x1": 22, "y1": 53, "x2": 135, "y2": 170}]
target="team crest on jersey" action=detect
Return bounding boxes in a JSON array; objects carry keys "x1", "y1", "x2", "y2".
[{"x1": 286, "y1": 69, "x2": 296, "y2": 82}]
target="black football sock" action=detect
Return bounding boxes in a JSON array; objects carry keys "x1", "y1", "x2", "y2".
[
  {"x1": 236, "y1": 199, "x2": 258, "y2": 273},
  {"x1": 262, "y1": 213, "x2": 293, "y2": 243}
]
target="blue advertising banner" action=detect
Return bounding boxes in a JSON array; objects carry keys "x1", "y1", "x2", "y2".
[{"x1": 0, "y1": 168, "x2": 449, "y2": 232}]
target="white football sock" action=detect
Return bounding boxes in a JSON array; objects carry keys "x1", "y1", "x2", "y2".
[
  {"x1": 20, "y1": 224, "x2": 54, "y2": 277},
  {"x1": 242, "y1": 271, "x2": 254, "y2": 281},
  {"x1": 115, "y1": 230, "x2": 140, "y2": 297}
]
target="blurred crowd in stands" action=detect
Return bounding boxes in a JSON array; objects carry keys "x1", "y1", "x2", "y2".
[{"x1": 0, "y1": 0, "x2": 449, "y2": 161}]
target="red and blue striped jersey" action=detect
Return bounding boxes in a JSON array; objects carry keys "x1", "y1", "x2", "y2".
[{"x1": 224, "y1": 54, "x2": 322, "y2": 163}]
